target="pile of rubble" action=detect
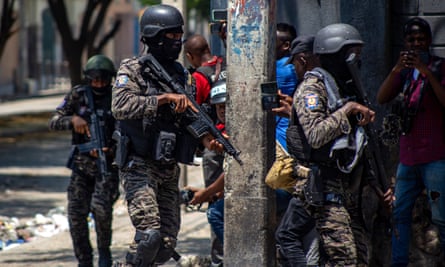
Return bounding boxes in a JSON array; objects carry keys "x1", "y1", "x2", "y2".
[{"x1": 0, "y1": 206, "x2": 70, "y2": 250}]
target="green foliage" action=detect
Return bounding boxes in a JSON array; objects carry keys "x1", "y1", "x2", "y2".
[
  {"x1": 188, "y1": 0, "x2": 210, "y2": 18},
  {"x1": 139, "y1": 0, "x2": 161, "y2": 5}
]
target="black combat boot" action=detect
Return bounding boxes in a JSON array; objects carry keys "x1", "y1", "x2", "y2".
[{"x1": 98, "y1": 248, "x2": 112, "y2": 267}]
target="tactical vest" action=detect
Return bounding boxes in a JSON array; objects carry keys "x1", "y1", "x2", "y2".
[
  {"x1": 71, "y1": 85, "x2": 115, "y2": 147},
  {"x1": 119, "y1": 60, "x2": 199, "y2": 164},
  {"x1": 286, "y1": 68, "x2": 345, "y2": 164}
]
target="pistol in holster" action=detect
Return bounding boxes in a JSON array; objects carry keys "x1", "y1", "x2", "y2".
[
  {"x1": 298, "y1": 164, "x2": 324, "y2": 207},
  {"x1": 112, "y1": 130, "x2": 130, "y2": 169}
]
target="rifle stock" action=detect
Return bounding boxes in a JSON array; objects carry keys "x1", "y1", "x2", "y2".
[
  {"x1": 346, "y1": 53, "x2": 389, "y2": 199},
  {"x1": 139, "y1": 54, "x2": 243, "y2": 165}
]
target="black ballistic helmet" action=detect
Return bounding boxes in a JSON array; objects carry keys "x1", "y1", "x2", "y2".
[{"x1": 140, "y1": 4, "x2": 184, "y2": 38}]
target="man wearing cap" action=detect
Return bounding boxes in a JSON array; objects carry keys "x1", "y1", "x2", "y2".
[
  {"x1": 274, "y1": 35, "x2": 321, "y2": 267},
  {"x1": 377, "y1": 17, "x2": 445, "y2": 266},
  {"x1": 273, "y1": 35, "x2": 319, "y2": 118}
]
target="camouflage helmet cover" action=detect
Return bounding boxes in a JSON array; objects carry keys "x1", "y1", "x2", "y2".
[{"x1": 83, "y1": 54, "x2": 115, "y2": 75}]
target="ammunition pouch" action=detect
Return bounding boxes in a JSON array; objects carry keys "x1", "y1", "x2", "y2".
[{"x1": 153, "y1": 131, "x2": 176, "y2": 164}]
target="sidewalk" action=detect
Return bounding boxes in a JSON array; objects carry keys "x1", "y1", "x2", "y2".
[
  {"x1": 0, "y1": 93, "x2": 214, "y2": 266},
  {"x1": 0, "y1": 93, "x2": 64, "y2": 118}
]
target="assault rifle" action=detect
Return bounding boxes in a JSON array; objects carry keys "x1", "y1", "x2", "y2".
[
  {"x1": 346, "y1": 53, "x2": 390, "y2": 204},
  {"x1": 139, "y1": 54, "x2": 243, "y2": 166},
  {"x1": 77, "y1": 87, "x2": 111, "y2": 182}
]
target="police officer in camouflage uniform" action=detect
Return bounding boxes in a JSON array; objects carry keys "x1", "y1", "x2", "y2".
[
  {"x1": 289, "y1": 24, "x2": 376, "y2": 266},
  {"x1": 49, "y1": 54, "x2": 120, "y2": 267},
  {"x1": 111, "y1": 4, "x2": 223, "y2": 267}
]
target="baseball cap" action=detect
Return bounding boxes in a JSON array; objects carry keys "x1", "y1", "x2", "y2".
[
  {"x1": 210, "y1": 79, "x2": 227, "y2": 104},
  {"x1": 403, "y1": 17, "x2": 432, "y2": 39},
  {"x1": 285, "y1": 35, "x2": 315, "y2": 65}
]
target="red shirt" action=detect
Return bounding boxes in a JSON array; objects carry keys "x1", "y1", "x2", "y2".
[
  {"x1": 399, "y1": 57, "x2": 445, "y2": 165},
  {"x1": 193, "y1": 71, "x2": 211, "y2": 105},
  {"x1": 193, "y1": 56, "x2": 223, "y2": 105}
]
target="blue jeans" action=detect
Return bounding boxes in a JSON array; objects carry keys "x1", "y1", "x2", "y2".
[
  {"x1": 207, "y1": 199, "x2": 224, "y2": 244},
  {"x1": 276, "y1": 189, "x2": 293, "y2": 218},
  {"x1": 392, "y1": 160, "x2": 445, "y2": 266},
  {"x1": 206, "y1": 190, "x2": 293, "y2": 245}
]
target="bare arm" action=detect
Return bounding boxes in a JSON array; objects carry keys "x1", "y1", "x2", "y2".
[{"x1": 188, "y1": 172, "x2": 225, "y2": 205}]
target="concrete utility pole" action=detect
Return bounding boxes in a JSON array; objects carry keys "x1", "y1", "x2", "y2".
[{"x1": 225, "y1": 1, "x2": 277, "y2": 266}]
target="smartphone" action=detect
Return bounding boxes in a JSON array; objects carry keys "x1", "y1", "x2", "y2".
[
  {"x1": 261, "y1": 81, "x2": 279, "y2": 110},
  {"x1": 212, "y1": 9, "x2": 227, "y2": 21}
]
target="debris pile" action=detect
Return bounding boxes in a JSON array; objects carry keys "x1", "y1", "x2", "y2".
[{"x1": 0, "y1": 206, "x2": 69, "y2": 250}]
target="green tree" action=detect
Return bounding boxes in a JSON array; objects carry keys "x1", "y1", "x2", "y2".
[
  {"x1": 47, "y1": 0, "x2": 121, "y2": 85},
  {"x1": 0, "y1": 0, "x2": 18, "y2": 62}
]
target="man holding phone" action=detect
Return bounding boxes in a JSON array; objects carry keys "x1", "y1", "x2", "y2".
[{"x1": 377, "y1": 17, "x2": 445, "y2": 266}]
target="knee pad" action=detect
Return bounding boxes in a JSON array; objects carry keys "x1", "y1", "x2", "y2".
[{"x1": 133, "y1": 229, "x2": 161, "y2": 267}]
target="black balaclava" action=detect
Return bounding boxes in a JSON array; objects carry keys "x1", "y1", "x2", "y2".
[
  {"x1": 144, "y1": 28, "x2": 183, "y2": 65},
  {"x1": 85, "y1": 70, "x2": 112, "y2": 95},
  {"x1": 320, "y1": 45, "x2": 359, "y2": 97}
]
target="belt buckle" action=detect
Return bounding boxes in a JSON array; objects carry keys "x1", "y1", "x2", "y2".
[{"x1": 325, "y1": 193, "x2": 342, "y2": 205}]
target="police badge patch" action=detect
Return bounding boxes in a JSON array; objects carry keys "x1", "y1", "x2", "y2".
[
  {"x1": 115, "y1": 75, "x2": 129, "y2": 87},
  {"x1": 304, "y1": 93, "x2": 319, "y2": 110}
]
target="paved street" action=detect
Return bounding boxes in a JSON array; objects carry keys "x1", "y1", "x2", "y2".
[{"x1": 0, "y1": 98, "x2": 214, "y2": 266}]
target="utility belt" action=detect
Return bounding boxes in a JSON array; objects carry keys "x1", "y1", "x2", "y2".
[
  {"x1": 113, "y1": 129, "x2": 197, "y2": 168},
  {"x1": 294, "y1": 160, "x2": 344, "y2": 207}
]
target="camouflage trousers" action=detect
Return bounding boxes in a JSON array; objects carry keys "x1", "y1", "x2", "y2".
[
  {"x1": 312, "y1": 165, "x2": 369, "y2": 267},
  {"x1": 120, "y1": 155, "x2": 181, "y2": 258},
  {"x1": 313, "y1": 203, "x2": 368, "y2": 267},
  {"x1": 68, "y1": 154, "x2": 120, "y2": 265}
]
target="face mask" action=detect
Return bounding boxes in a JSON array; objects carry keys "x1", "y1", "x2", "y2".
[
  {"x1": 92, "y1": 85, "x2": 110, "y2": 96},
  {"x1": 162, "y1": 37, "x2": 182, "y2": 61}
]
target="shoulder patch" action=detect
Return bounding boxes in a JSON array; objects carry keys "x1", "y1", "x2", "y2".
[
  {"x1": 115, "y1": 75, "x2": 129, "y2": 87},
  {"x1": 56, "y1": 99, "x2": 66, "y2": 109},
  {"x1": 304, "y1": 93, "x2": 320, "y2": 110}
]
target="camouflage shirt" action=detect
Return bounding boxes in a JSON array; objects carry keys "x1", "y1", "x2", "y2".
[
  {"x1": 112, "y1": 57, "x2": 160, "y2": 120},
  {"x1": 293, "y1": 73, "x2": 352, "y2": 149}
]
